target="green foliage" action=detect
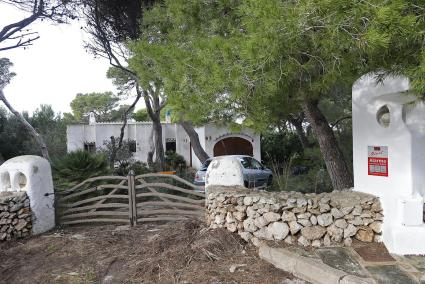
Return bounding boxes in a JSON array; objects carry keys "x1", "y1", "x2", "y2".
[
  {"x1": 110, "y1": 104, "x2": 134, "y2": 121},
  {"x1": 0, "y1": 105, "x2": 67, "y2": 160},
  {"x1": 133, "y1": 108, "x2": 150, "y2": 121},
  {"x1": 115, "y1": 161, "x2": 152, "y2": 176},
  {"x1": 267, "y1": 146, "x2": 332, "y2": 194},
  {"x1": 133, "y1": 107, "x2": 169, "y2": 122},
  {"x1": 52, "y1": 150, "x2": 110, "y2": 188},
  {"x1": 99, "y1": 138, "x2": 155, "y2": 176},
  {"x1": 284, "y1": 168, "x2": 332, "y2": 194},
  {"x1": 0, "y1": 58, "x2": 16, "y2": 86},
  {"x1": 124, "y1": 0, "x2": 425, "y2": 192},
  {"x1": 0, "y1": 107, "x2": 30, "y2": 159},
  {"x1": 130, "y1": 0, "x2": 425, "y2": 129},
  {"x1": 165, "y1": 151, "x2": 186, "y2": 171},
  {"x1": 70, "y1": 92, "x2": 120, "y2": 122},
  {"x1": 30, "y1": 105, "x2": 67, "y2": 158},
  {"x1": 101, "y1": 138, "x2": 135, "y2": 167},
  {"x1": 261, "y1": 131, "x2": 304, "y2": 165}
]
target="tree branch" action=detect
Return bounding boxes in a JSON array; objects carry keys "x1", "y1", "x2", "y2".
[
  {"x1": 117, "y1": 86, "x2": 142, "y2": 148},
  {"x1": 0, "y1": 87, "x2": 50, "y2": 160},
  {"x1": 331, "y1": 115, "x2": 351, "y2": 129},
  {"x1": 0, "y1": 0, "x2": 75, "y2": 51}
]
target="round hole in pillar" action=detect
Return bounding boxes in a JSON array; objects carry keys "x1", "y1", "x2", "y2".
[
  {"x1": 0, "y1": 172, "x2": 11, "y2": 190},
  {"x1": 376, "y1": 105, "x2": 390, "y2": 128},
  {"x1": 15, "y1": 172, "x2": 27, "y2": 190}
]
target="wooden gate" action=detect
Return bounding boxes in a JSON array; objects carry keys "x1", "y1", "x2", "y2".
[
  {"x1": 56, "y1": 172, "x2": 205, "y2": 226},
  {"x1": 134, "y1": 173, "x2": 205, "y2": 224}
]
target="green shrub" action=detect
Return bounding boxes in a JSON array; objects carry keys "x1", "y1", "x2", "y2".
[
  {"x1": 266, "y1": 147, "x2": 333, "y2": 193},
  {"x1": 115, "y1": 161, "x2": 152, "y2": 176},
  {"x1": 52, "y1": 150, "x2": 110, "y2": 189},
  {"x1": 165, "y1": 151, "x2": 187, "y2": 171}
]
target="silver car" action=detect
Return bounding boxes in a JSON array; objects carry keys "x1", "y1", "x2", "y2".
[{"x1": 194, "y1": 155, "x2": 273, "y2": 189}]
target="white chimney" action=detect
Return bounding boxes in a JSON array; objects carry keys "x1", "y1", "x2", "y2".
[{"x1": 89, "y1": 113, "x2": 96, "y2": 125}]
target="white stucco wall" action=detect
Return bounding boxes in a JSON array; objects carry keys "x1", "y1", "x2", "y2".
[
  {"x1": 353, "y1": 73, "x2": 425, "y2": 254},
  {"x1": 67, "y1": 124, "x2": 96, "y2": 152},
  {"x1": 94, "y1": 123, "x2": 128, "y2": 149},
  {"x1": 134, "y1": 123, "x2": 153, "y2": 162},
  {"x1": 163, "y1": 123, "x2": 177, "y2": 142},
  {"x1": 0, "y1": 156, "x2": 55, "y2": 235},
  {"x1": 175, "y1": 124, "x2": 191, "y2": 166}
]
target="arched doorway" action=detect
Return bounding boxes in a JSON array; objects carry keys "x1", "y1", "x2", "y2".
[{"x1": 213, "y1": 137, "x2": 253, "y2": 157}]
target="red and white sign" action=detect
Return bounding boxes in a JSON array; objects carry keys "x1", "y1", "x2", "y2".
[{"x1": 368, "y1": 146, "x2": 388, "y2": 177}]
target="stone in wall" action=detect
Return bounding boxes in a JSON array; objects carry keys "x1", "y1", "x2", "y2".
[
  {"x1": 206, "y1": 186, "x2": 383, "y2": 248},
  {"x1": 0, "y1": 191, "x2": 32, "y2": 241}
]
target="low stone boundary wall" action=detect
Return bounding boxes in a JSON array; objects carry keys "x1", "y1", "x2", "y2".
[
  {"x1": 0, "y1": 191, "x2": 32, "y2": 241},
  {"x1": 206, "y1": 187, "x2": 383, "y2": 247}
]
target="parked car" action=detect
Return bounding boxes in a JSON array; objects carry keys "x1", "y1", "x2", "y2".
[{"x1": 194, "y1": 155, "x2": 273, "y2": 190}]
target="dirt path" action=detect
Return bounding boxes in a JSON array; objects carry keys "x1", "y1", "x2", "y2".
[{"x1": 0, "y1": 221, "x2": 299, "y2": 284}]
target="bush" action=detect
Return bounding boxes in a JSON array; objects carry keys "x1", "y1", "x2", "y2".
[
  {"x1": 115, "y1": 161, "x2": 152, "y2": 176},
  {"x1": 267, "y1": 147, "x2": 333, "y2": 193},
  {"x1": 52, "y1": 150, "x2": 110, "y2": 189},
  {"x1": 261, "y1": 131, "x2": 303, "y2": 165},
  {"x1": 165, "y1": 151, "x2": 187, "y2": 171}
]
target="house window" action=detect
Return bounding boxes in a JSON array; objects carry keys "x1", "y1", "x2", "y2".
[
  {"x1": 166, "y1": 138, "x2": 176, "y2": 153},
  {"x1": 129, "y1": 140, "x2": 137, "y2": 153},
  {"x1": 84, "y1": 142, "x2": 96, "y2": 153}
]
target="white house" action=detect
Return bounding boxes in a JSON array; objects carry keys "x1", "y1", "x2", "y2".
[{"x1": 66, "y1": 116, "x2": 261, "y2": 169}]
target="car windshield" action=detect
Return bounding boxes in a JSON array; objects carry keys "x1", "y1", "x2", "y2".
[
  {"x1": 251, "y1": 158, "x2": 263, "y2": 170},
  {"x1": 237, "y1": 157, "x2": 251, "y2": 169},
  {"x1": 200, "y1": 159, "x2": 212, "y2": 171}
]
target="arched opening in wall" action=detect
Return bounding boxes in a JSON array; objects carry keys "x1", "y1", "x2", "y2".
[
  {"x1": 377, "y1": 105, "x2": 390, "y2": 128},
  {"x1": 14, "y1": 172, "x2": 27, "y2": 191},
  {"x1": 0, "y1": 172, "x2": 11, "y2": 191},
  {"x1": 213, "y1": 137, "x2": 253, "y2": 157}
]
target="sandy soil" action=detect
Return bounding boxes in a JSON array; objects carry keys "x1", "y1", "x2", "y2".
[{"x1": 0, "y1": 221, "x2": 299, "y2": 284}]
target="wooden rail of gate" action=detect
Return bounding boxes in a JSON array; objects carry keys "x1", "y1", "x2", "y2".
[
  {"x1": 56, "y1": 172, "x2": 205, "y2": 226},
  {"x1": 134, "y1": 173, "x2": 205, "y2": 224}
]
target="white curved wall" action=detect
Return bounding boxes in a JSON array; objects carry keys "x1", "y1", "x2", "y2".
[
  {"x1": 0, "y1": 156, "x2": 55, "y2": 235},
  {"x1": 205, "y1": 156, "x2": 244, "y2": 191}
]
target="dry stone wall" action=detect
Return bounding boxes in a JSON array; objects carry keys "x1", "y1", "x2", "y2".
[
  {"x1": 206, "y1": 187, "x2": 383, "y2": 247},
  {"x1": 0, "y1": 191, "x2": 32, "y2": 241}
]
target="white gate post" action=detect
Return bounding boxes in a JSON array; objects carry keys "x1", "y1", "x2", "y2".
[{"x1": 0, "y1": 155, "x2": 55, "y2": 235}]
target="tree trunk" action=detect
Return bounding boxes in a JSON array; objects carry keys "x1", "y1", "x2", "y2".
[
  {"x1": 289, "y1": 117, "x2": 311, "y2": 149},
  {"x1": 109, "y1": 136, "x2": 116, "y2": 169},
  {"x1": 152, "y1": 115, "x2": 165, "y2": 171},
  {"x1": 147, "y1": 127, "x2": 155, "y2": 167},
  {"x1": 0, "y1": 89, "x2": 50, "y2": 161},
  {"x1": 118, "y1": 92, "x2": 141, "y2": 148},
  {"x1": 301, "y1": 99, "x2": 353, "y2": 190},
  {"x1": 180, "y1": 120, "x2": 210, "y2": 164},
  {"x1": 142, "y1": 89, "x2": 165, "y2": 171}
]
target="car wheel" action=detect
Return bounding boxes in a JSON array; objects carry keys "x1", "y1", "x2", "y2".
[{"x1": 267, "y1": 175, "x2": 273, "y2": 186}]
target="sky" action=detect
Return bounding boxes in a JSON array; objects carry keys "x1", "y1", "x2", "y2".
[{"x1": 0, "y1": 3, "x2": 135, "y2": 114}]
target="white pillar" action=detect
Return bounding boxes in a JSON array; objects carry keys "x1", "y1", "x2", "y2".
[
  {"x1": 352, "y1": 73, "x2": 425, "y2": 254},
  {"x1": 0, "y1": 156, "x2": 55, "y2": 235}
]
